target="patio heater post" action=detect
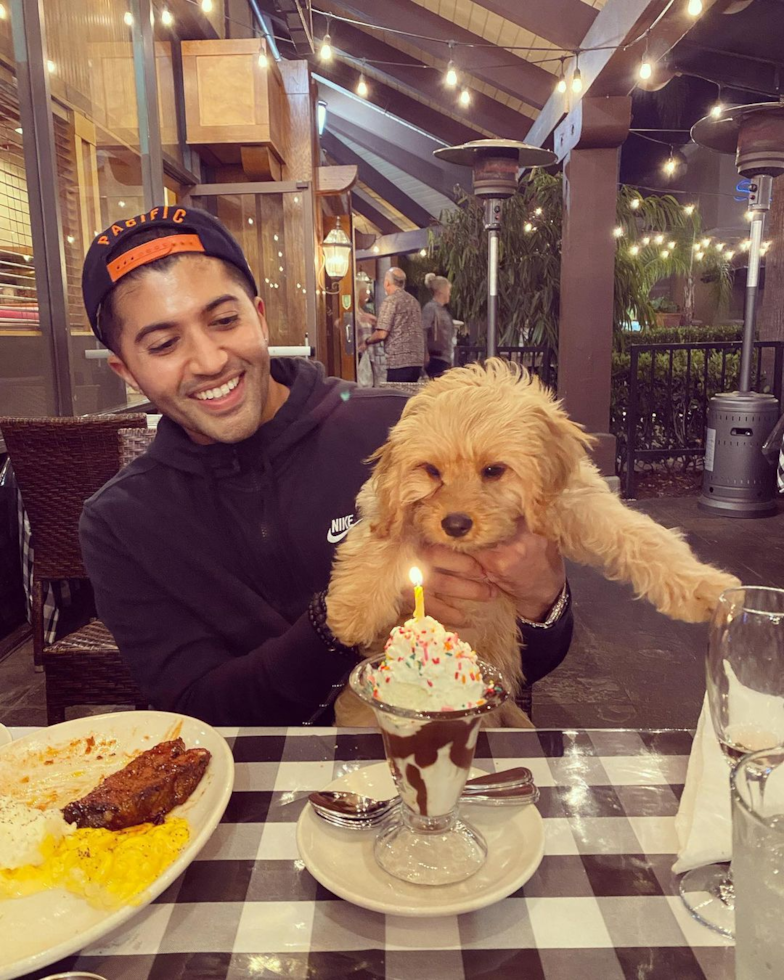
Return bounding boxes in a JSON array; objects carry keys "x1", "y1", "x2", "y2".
[
  {"x1": 691, "y1": 104, "x2": 784, "y2": 517},
  {"x1": 433, "y1": 140, "x2": 556, "y2": 360}
]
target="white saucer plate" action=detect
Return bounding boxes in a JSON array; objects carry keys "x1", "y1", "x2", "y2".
[{"x1": 296, "y1": 761, "x2": 544, "y2": 917}]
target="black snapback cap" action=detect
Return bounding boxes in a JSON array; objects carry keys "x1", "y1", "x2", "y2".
[{"x1": 82, "y1": 205, "x2": 259, "y2": 344}]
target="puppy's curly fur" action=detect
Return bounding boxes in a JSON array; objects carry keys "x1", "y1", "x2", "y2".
[{"x1": 327, "y1": 359, "x2": 738, "y2": 726}]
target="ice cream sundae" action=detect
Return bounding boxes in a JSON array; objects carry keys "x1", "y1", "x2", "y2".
[{"x1": 349, "y1": 577, "x2": 508, "y2": 885}]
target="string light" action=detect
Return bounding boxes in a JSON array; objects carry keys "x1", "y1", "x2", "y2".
[
  {"x1": 741, "y1": 239, "x2": 751, "y2": 251},
  {"x1": 524, "y1": 221, "x2": 533, "y2": 233},
  {"x1": 696, "y1": 250, "x2": 704, "y2": 259},
  {"x1": 534, "y1": 207, "x2": 543, "y2": 216},
  {"x1": 47, "y1": 60, "x2": 56, "y2": 73},
  {"x1": 161, "y1": 7, "x2": 173, "y2": 26},
  {"x1": 629, "y1": 245, "x2": 640, "y2": 256},
  {"x1": 613, "y1": 226, "x2": 624, "y2": 238},
  {"x1": 201, "y1": 0, "x2": 213, "y2": 12},
  {"x1": 630, "y1": 198, "x2": 640, "y2": 210},
  {"x1": 258, "y1": 51, "x2": 269, "y2": 68},
  {"x1": 701, "y1": 237, "x2": 710, "y2": 247},
  {"x1": 419, "y1": 248, "x2": 427, "y2": 257},
  {"x1": 356, "y1": 74, "x2": 368, "y2": 97},
  {"x1": 654, "y1": 234, "x2": 665, "y2": 245},
  {"x1": 320, "y1": 34, "x2": 333, "y2": 60},
  {"x1": 445, "y1": 60, "x2": 458, "y2": 87},
  {"x1": 372, "y1": 245, "x2": 380, "y2": 254},
  {"x1": 0, "y1": 4, "x2": 7, "y2": 19},
  {"x1": 710, "y1": 103, "x2": 723, "y2": 118},
  {"x1": 638, "y1": 48, "x2": 652, "y2": 81},
  {"x1": 724, "y1": 250, "x2": 734, "y2": 260},
  {"x1": 459, "y1": 88, "x2": 471, "y2": 107},
  {"x1": 66, "y1": 235, "x2": 75, "y2": 244},
  {"x1": 687, "y1": 0, "x2": 703, "y2": 16},
  {"x1": 642, "y1": 236, "x2": 651, "y2": 245},
  {"x1": 571, "y1": 66, "x2": 583, "y2": 94},
  {"x1": 556, "y1": 59, "x2": 567, "y2": 94},
  {"x1": 663, "y1": 152, "x2": 677, "y2": 176},
  {"x1": 124, "y1": 10, "x2": 133, "y2": 26},
  {"x1": 745, "y1": 209, "x2": 754, "y2": 221},
  {"x1": 692, "y1": 242, "x2": 700, "y2": 250},
  {"x1": 247, "y1": 218, "x2": 254, "y2": 225},
  {"x1": 715, "y1": 242, "x2": 724, "y2": 250},
  {"x1": 660, "y1": 249, "x2": 670, "y2": 258},
  {"x1": 683, "y1": 204, "x2": 695, "y2": 215},
  {"x1": 668, "y1": 241, "x2": 676, "y2": 249}
]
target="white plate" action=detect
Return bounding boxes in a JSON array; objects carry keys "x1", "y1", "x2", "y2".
[
  {"x1": 0, "y1": 710, "x2": 234, "y2": 980},
  {"x1": 297, "y1": 761, "x2": 544, "y2": 917}
]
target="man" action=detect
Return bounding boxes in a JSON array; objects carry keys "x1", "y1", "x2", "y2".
[
  {"x1": 365, "y1": 267, "x2": 425, "y2": 383},
  {"x1": 79, "y1": 206, "x2": 572, "y2": 726}
]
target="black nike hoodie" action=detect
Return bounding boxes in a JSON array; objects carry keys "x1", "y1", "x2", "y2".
[{"x1": 80, "y1": 358, "x2": 572, "y2": 726}]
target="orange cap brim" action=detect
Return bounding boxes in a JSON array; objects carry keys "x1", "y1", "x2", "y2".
[{"x1": 107, "y1": 234, "x2": 206, "y2": 283}]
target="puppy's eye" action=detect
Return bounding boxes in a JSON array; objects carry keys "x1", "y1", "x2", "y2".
[
  {"x1": 422, "y1": 463, "x2": 441, "y2": 480},
  {"x1": 482, "y1": 464, "x2": 507, "y2": 480}
]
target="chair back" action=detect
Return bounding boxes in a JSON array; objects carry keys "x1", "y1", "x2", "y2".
[
  {"x1": 118, "y1": 426, "x2": 157, "y2": 468},
  {"x1": 0, "y1": 414, "x2": 147, "y2": 580}
]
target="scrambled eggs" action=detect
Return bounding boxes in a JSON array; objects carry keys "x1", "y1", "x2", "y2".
[{"x1": 0, "y1": 816, "x2": 190, "y2": 909}]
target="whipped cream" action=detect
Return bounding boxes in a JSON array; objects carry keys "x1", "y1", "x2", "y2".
[{"x1": 368, "y1": 615, "x2": 487, "y2": 712}]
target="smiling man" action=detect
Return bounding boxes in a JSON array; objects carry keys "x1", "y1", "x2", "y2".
[{"x1": 79, "y1": 206, "x2": 572, "y2": 725}]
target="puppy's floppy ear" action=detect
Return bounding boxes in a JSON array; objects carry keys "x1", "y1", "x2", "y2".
[{"x1": 367, "y1": 439, "x2": 406, "y2": 539}]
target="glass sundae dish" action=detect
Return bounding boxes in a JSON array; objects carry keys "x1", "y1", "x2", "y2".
[{"x1": 349, "y1": 615, "x2": 508, "y2": 885}]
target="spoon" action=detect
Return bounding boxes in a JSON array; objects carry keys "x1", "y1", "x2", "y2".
[{"x1": 309, "y1": 767, "x2": 537, "y2": 825}]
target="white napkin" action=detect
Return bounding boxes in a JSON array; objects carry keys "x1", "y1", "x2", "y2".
[
  {"x1": 674, "y1": 670, "x2": 784, "y2": 874},
  {"x1": 673, "y1": 696, "x2": 732, "y2": 874}
]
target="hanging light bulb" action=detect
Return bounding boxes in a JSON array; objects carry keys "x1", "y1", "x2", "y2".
[
  {"x1": 258, "y1": 50, "x2": 269, "y2": 69},
  {"x1": 683, "y1": 204, "x2": 695, "y2": 215},
  {"x1": 711, "y1": 103, "x2": 723, "y2": 119},
  {"x1": 638, "y1": 57, "x2": 652, "y2": 80},
  {"x1": 201, "y1": 0, "x2": 213, "y2": 12},
  {"x1": 687, "y1": 0, "x2": 703, "y2": 16},
  {"x1": 445, "y1": 61, "x2": 458, "y2": 87},
  {"x1": 161, "y1": 8, "x2": 173, "y2": 26},
  {"x1": 630, "y1": 198, "x2": 640, "y2": 210},
  {"x1": 571, "y1": 67, "x2": 583, "y2": 94},
  {"x1": 356, "y1": 74, "x2": 368, "y2": 97},
  {"x1": 459, "y1": 87, "x2": 471, "y2": 107},
  {"x1": 123, "y1": 10, "x2": 133, "y2": 26},
  {"x1": 555, "y1": 57, "x2": 567, "y2": 94},
  {"x1": 320, "y1": 34, "x2": 333, "y2": 60},
  {"x1": 613, "y1": 226, "x2": 624, "y2": 238},
  {"x1": 663, "y1": 154, "x2": 677, "y2": 176}
]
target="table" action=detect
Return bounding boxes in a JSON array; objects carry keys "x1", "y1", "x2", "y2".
[{"x1": 11, "y1": 727, "x2": 733, "y2": 980}]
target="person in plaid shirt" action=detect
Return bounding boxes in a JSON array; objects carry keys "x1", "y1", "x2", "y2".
[{"x1": 365, "y1": 267, "x2": 426, "y2": 383}]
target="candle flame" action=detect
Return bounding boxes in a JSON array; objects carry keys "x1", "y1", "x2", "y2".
[{"x1": 409, "y1": 567, "x2": 423, "y2": 587}]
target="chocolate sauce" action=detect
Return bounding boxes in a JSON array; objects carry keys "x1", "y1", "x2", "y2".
[{"x1": 381, "y1": 719, "x2": 478, "y2": 816}]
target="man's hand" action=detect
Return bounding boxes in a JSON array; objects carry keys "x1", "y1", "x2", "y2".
[
  {"x1": 410, "y1": 521, "x2": 565, "y2": 628},
  {"x1": 473, "y1": 519, "x2": 565, "y2": 622}
]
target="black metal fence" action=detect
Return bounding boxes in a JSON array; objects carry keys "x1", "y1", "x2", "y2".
[
  {"x1": 619, "y1": 341, "x2": 784, "y2": 499},
  {"x1": 454, "y1": 345, "x2": 557, "y2": 389}
]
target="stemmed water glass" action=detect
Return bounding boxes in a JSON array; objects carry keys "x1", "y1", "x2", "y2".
[{"x1": 680, "y1": 585, "x2": 784, "y2": 937}]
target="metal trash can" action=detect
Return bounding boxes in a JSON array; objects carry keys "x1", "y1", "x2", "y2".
[{"x1": 699, "y1": 390, "x2": 780, "y2": 516}]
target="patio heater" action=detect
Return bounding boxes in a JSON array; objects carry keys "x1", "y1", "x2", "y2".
[
  {"x1": 433, "y1": 140, "x2": 556, "y2": 356},
  {"x1": 691, "y1": 103, "x2": 784, "y2": 516}
]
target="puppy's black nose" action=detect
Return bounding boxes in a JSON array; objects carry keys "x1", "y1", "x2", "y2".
[{"x1": 441, "y1": 513, "x2": 473, "y2": 537}]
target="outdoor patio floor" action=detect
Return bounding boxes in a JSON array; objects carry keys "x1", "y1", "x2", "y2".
[{"x1": 1, "y1": 496, "x2": 782, "y2": 730}]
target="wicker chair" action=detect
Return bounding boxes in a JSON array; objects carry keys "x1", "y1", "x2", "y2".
[
  {"x1": 0, "y1": 414, "x2": 149, "y2": 724},
  {"x1": 118, "y1": 425, "x2": 157, "y2": 468}
]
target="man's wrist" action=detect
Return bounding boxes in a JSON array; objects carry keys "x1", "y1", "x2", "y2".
[{"x1": 517, "y1": 581, "x2": 570, "y2": 628}]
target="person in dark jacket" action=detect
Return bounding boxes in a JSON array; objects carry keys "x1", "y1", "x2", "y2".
[{"x1": 78, "y1": 206, "x2": 573, "y2": 726}]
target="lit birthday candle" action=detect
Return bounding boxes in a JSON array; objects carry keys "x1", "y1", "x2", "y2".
[{"x1": 409, "y1": 566, "x2": 425, "y2": 619}]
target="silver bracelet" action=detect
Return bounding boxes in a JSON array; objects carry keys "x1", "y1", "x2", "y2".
[{"x1": 518, "y1": 582, "x2": 570, "y2": 629}]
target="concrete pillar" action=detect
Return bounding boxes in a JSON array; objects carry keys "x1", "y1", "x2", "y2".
[{"x1": 555, "y1": 97, "x2": 631, "y2": 476}]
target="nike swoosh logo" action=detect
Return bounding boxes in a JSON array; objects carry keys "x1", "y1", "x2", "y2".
[{"x1": 327, "y1": 527, "x2": 351, "y2": 544}]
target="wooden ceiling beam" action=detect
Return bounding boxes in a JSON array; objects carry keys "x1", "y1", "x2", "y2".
[
  {"x1": 322, "y1": 0, "x2": 553, "y2": 110},
  {"x1": 351, "y1": 192, "x2": 403, "y2": 236},
  {"x1": 322, "y1": 130, "x2": 435, "y2": 228},
  {"x1": 314, "y1": 60, "x2": 484, "y2": 146}
]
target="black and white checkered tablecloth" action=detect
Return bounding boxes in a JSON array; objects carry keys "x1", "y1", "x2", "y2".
[{"x1": 11, "y1": 727, "x2": 734, "y2": 980}]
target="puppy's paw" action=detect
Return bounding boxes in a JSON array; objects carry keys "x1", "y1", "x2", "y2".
[
  {"x1": 325, "y1": 588, "x2": 399, "y2": 648},
  {"x1": 660, "y1": 568, "x2": 741, "y2": 623}
]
